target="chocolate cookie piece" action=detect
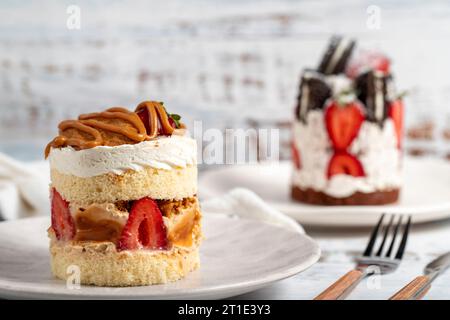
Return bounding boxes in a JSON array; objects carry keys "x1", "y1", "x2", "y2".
[
  {"x1": 356, "y1": 70, "x2": 395, "y2": 126},
  {"x1": 295, "y1": 69, "x2": 332, "y2": 122},
  {"x1": 317, "y1": 36, "x2": 356, "y2": 75}
]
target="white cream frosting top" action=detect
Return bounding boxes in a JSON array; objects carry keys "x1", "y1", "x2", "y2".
[{"x1": 49, "y1": 135, "x2": 197, "y2": 177}]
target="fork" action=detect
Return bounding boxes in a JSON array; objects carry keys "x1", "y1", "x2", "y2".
[{"x1": 314, "y1": 214, "x2": 412, "y2": 300}]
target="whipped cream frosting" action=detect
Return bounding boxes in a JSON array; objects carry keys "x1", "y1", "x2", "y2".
[
  {"x1": 325, "y1": 74, "x2": 353, "y2": 97},
  {"x1": 292, "y1": 110, "x2": 402, "y2": 198},
  {"x1": 49, "y1": 135, "x2": 197, "y2": 177}
]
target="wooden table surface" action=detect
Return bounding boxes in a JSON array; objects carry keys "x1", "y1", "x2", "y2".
[{"x1": 233, "y1": 218, "x2": 450, "y2": 300}]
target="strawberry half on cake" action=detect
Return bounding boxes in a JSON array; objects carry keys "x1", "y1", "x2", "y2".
[
  {"x1": 291, "y1": 36, "x2": 404, "y2": 205},
  {"x1": 45, "y1": 101, "x2": 202, "y2": 286}
]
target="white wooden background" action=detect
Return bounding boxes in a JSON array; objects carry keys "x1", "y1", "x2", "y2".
[{"x1": 0, "y1": 0, "x2": 449, "y2": 160}]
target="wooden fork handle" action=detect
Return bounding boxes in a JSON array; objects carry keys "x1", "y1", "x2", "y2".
[
  {"x1": 314, "y1": 269, "x2": 365, "y2": 300},
  {"x1": 389, "y1": 275, "x2": 431, "y2": 300}
]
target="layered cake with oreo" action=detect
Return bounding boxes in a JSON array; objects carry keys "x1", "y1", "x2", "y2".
[
  {"x1": 45, "y1": 101, "x2": 202, "y2": 286},
  {"x1": 291, "y1": 36, "x2": 404, "y2": 205}
]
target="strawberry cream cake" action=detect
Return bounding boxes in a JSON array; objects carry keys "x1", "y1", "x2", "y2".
[
  {"x1": 45, "y1": 101, "x2": 202, "y2": 286},
  {"x1": 292, "y1": 36, "x2": 404, "y2": 205}
]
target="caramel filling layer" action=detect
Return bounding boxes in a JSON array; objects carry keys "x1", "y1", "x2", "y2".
[
  {"x1": 72, "y1": 203, "x2": 127, "y2": 245},
  {"x1": 167, "y1": 204, "x2": 199, "y2": 247},
  {"x1": 160, "y1": 197, "x2": 201, "y2": 248},
  {"x1": 74, "y1": 216, "x2": 123, "y2": 244},
  {"x1": 71, "y1": 198, "x2": 200, "y2": 248}
]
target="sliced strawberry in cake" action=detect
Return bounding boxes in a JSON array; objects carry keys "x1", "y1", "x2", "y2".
[
  {"x1": 325, "y1": 97, "x2": 365, "y2": 151},
  {"x1": 118, "y1": 197, "x2": 168, "y2": 251},
  {"x1": 50, "y1": 188, "x2": 75, "y2": 241},
  {"x1": 327, "y1": 151, "x2": 365, "y2": 179},
  {"x1": 388, "y1": 98, "x2": 404, "y2": 149},
  {"x1": 291, "y1": 142, "x2": 302, "y2": 170}
]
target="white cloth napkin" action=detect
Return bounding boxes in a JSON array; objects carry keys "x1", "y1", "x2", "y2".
[
  {"x1": 202, "y1": 188, "x2": 304, "y2": 234},
  {"x1": 0, "y1": 153, "x2": 50, "y2": 220}
]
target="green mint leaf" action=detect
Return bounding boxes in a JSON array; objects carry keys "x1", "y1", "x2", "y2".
[{"x1": 169, "y1": 114, "x2": 181, "y2": 128}]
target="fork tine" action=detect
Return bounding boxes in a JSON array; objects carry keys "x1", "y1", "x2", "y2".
[
  {"x1": 385, "y1": 215, "x2": 402, "y2": 257},
  {"x1": 363, "y1": 214, "x2": 385, "y2": 256},
  {"x1": 395, "y1": 215, "x2": 412, "y2": 260},
  {"x1": 376, "y1": 215, "x2": 395, "y2": 256}
]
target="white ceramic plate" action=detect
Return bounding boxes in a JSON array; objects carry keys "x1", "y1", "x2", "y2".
[
  {"x1": 199, "y1": 157, "x2": 450, "y2": 227},
  {"x1": 0, "y1": 215, "x2": 320, "y2": 299}
]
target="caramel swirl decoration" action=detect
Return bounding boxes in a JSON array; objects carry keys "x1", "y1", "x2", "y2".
[{"x1": 45, "y1": 101, "x2": 184, "y2": 158}]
